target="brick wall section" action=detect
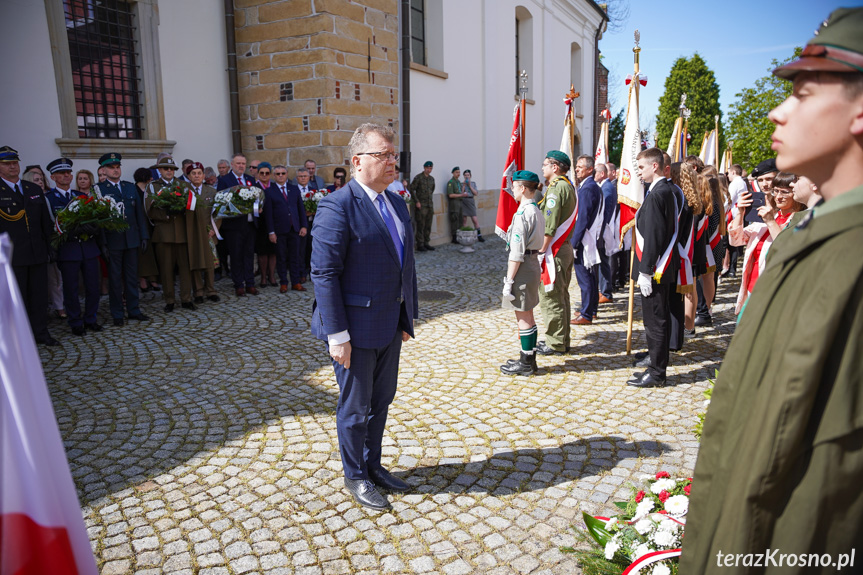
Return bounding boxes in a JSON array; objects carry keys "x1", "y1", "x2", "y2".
[{"x1": 234, "y1": 0, "x2": 400, "y2": 181}]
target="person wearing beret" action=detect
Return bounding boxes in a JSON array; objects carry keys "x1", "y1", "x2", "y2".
[
  {"x1": 409, "y1": 161, "x2": 435, "y2": 251},
  {"x1": 145, "y1": 156, "x2": 195, "y2": 312},
  {"x1": 535, "y1": 150, "x2": 577, "y2": 356},
  {"x1": 682, "y1": 8, "x2": 863, "y2": 570},
  {"x1": 185, "y1": 162, "x2": 220, "y2": 303},
  {"x1": 0, "y1": 146, "x2": 58, "y2": 345},
  {"x1": 446, "y1": 166, "x2": 463, "y2": 244},
  {"x1": 45, "y1": 158, "x2": 103, "y2": 335},
  {"x1": 95, "y1": 152, "x2": 150, "y2": 327}
]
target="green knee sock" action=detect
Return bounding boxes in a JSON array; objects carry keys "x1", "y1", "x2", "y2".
[{"x1": 519, "y1": 325, "x2": 538, "y2": 354}]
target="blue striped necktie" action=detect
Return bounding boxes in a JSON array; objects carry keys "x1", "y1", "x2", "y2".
[{"x1": 376, "y1": 194, "x2": 403, "y2": 266}]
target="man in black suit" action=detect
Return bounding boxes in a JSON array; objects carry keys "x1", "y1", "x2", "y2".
[
  {"x1": 217, "y1": 153, "x2": 259, "y2": 297},
  {"x1": 265, "y1": 165, "x2": 308, "y2": 293},
  {"x1": 628, "y1": 148, "x2": 679, "y2": 388},
  {"x1": 0, "y1": 146, "x2": 57, "y2": 345}
]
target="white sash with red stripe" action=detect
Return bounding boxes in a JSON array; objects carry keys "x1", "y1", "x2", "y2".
[
  {"x1": 677, "y1": 219, "x2": 695, "y2": 290},
  {"x1": 634, "y1": 194, "x2": 679, "y2": 283},
  {"x1": 540, "y1": 176, "x2": 578, "y2": 292}
]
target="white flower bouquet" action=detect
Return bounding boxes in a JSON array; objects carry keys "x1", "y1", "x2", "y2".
[{"x1": 213, "y1": 185, "x2": 264, "y2": 219}]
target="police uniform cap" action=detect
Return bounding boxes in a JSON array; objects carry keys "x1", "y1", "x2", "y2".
[
  {"x1": 0, "y1": 146, "x2": 20, "y2": 162},
  {"x1": 423, "y1": 161, "x2": 433, "y2": 168},
  {"x1": 774, "y1": 8, "x2": 863, "y2": 79},
  {"x1": 99, "y1": 153, "x2": 122, "y2": 166},
  {"x1": 545, "y1": 150, "x2": 571, "y2": 169},
  {"x1": 47, "y1": 157, "x2": 74, "y2": 173},
  {"x1": 512, "y1": 170, "x2": 540, "y2": 184},
  {"x1": 750, "y1": 158, "x2": 778, "y2": 178}
]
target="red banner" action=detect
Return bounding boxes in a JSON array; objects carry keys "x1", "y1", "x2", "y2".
[{"x1": 494, "y1": 104, "x2": 523, "y2": 239}]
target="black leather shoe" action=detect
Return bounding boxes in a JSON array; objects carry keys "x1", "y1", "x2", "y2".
[
  {"x1": 500, "y1": 352, "x2": 537, "y2": 376},
  {"x1": 181, "y1": 302, "x2": 196, "y2": 310},
  {"x1": 208, "y1": 295, "x2": 221, "y2": 302},
  {"x1": 416, "y1": 245, "x2": 427, "y2": 252},
  {"x1": 71, "y1": 325, "x2": 86, "y2": 336},
  {"x1": 633, "y1": 355, "x2": 652, "y2": 368},
  {"x1": 368, "y1": 467, "x2": 410, "y2": 492},
  {"x1": 425, "y1": 245, "x2": 435, "y2": 251},
  {"x1": 113, "y1": 318, "x2": 125, "y2": 326},
  {"x1": 344, "y1": 478, "x2": 391, "y2": 510},
  {"x1": 627, "y1": 372, "x2": 667, "y2": 388},
  {"x1": 164, "y1": 304, "x2": 174, "y2": 312},
  {"x1": 634, "y1": 351, "x2": 649, "y2": 361},
  {"x1": 85, "y1": 322, "x2": 103, "y2": 332},
  {"x1": 194, "y1": 296, "x2": 204, "y2": 304},
  {"x1": 36, "y1": 335, "x2": 60, "y2": 346},
  {"x1": 535, "y1": 341, "x2": 566, "y2": 356},
  {"x1": 694, "y1": 315, "x2": 712, "y2": 327},
  {"x1": 128, "y1": 313, "x2": 149, "y2": 321}
]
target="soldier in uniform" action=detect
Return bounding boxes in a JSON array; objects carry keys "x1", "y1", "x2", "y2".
[
  {"x1": 185, "y1": 162, "x2": 220, "y2": 304},
  {"x1": 535, "y1": 151, "x2": 577, "y2": 356},
  {"x1": 145, "y1": 156, "x2": 194, "y2": 312},
  {"x1": 446, "y1": 166, "x2": 463, "y2": 244},
  {"x1": 410, "y1": 161, "x2": 435, "y2": 252},
  {"x1": 95, "y1": 153, "x2": 150, "y2": 327},
  {"x1": 0, "y1": 146, "x2": 57, "y2": 345},
  {"x1": 45, "y1": 157, "x2": 102, "y2": 335}
]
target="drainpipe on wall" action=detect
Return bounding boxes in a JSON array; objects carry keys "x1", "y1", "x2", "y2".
[
  {"x1": 224, "y1": 0, "x2": 242, "y2": 154},
  {"x1": 399, "y1": 0, "x2": 412, "y2": 178}
]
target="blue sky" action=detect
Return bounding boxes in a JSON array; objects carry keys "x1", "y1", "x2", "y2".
[{"x1": 597, "y1": 0, "x2": 855, "y2": 130}]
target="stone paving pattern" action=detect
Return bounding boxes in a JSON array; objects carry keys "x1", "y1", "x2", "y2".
[{"x1": 42, "y1": 237, "x2": 734, "y2": 574}]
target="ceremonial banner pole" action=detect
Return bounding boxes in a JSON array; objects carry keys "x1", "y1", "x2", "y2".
[
  {"x1": 625, "y1": 31, "x2": 643, "y2": 355},
  {"x1": 714, "y1": 115, "x2": 720, "y2": 169},
  {"x1": 519, "y1": 70, "x2": 528, "y2": 162}
]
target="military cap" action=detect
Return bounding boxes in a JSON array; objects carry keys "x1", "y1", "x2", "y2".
[
  {"x1": 451, "y1": 166, "x2": 460, "y2": 173},
  {"x1": 99, "y1": 152, "x2": 122, "y2": 166},
  {"x1": 750, "y1": 158, "x2": 778, "y2": 178},
  {"x1": 512, "y1": 170, "x2": 540, "y2": 183},
  {"x1": 185, "y1": 161, "x2": 205, "y2": 175},
  {"x1": 0, "y1": 146, "x2": 20, "y2": 162},
  {"x1": 151, "y1": 156, "x2": 178, "y2": 170},
  {"x1": 774, "y1": 8, "x2": 863, "y2": 79},
  {"x1": 545, "y1": 150, "x2": 571, "y2": 169},
  {"x1": 47, "y1": 157, "x2": 74, "y2": 173},
  {"x1": 423, "y1": 161, "x2": 433, "y2": 168}
]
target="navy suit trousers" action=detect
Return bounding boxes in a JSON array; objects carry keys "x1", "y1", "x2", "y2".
[
  {"x1": 13, "y1": 263, "x2": 49, "y2": 339},
  {"x1": 108, "y1": 247, "x2": 141, "y2": 319},
  {"x1": 332, "y1": 330, "x2": 402, "y2": 480},
  {"x1": 59, "y1": 256, "x2": 101, "y2": 327},
  {"x1": 574, "y1": 260, "x2": 598, "y2": 320},
  {"x1": 274, "y1": 231, "x2": 302, "y2": 286},
  {"x1": 224, "y1": 221, "x2": 256, "y2": 288},
  {"x1": 597, "y1": 238, "x2": 613, "y2": 298}
]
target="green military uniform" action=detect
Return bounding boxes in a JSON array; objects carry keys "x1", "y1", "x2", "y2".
[
  {"x1": 410, "y1": 171, "x2": 435, "y2": 249},
  {"x1": 446, "y1": 176, "x2": 462, "y2": 242},
  {"x1": 537, "y1": 174, "x2": 577, "y2": 352},
  {"x1": 145, "y1": 176, "x2": 194, "y2": 306}
]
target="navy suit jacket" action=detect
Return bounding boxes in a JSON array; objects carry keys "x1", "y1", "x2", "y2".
[
  {"x1": 217, "y1": 172, "x2": 256, "y2": 191},
  {"x1": 601, "y1": 178, "x2": 617, "y2": 226},
  {"x1": 95, "y1": 180, "x2": 147, "y2": 250},
  {"x1": 264, "y1": 182, "x2": 308, "y2": 234},
  {"x1": 570, "y1": 175, "x2": 603, "y2": 260},
  {"x1": 310, "y1": 179, "x2": 418, "y2": 349},
  {"x1": 45, "y1": 188, "x2": 100, "y2": 261}
]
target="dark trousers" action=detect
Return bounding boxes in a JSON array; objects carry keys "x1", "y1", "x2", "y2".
[
  {"x1": 192, "y1": 267, "x2": 216, "y2": 297},
  {"x1": 331, "y1": 330, "x2": 402, "y2": 481},
  {"x1": 574, "y1": 260, "x2": 598, "y2": 320},
  {"x1": 668, "y1": 289, "x2": 685, "y2": 351},
  {"x1": 696, "y1": 273, "x2": 719, "y2": 320},
  {"x1": 13, "y1": 263, "x2": 50, "y2": 339},
  {"x1": 597, "y1": 239, "x2": 613, "y2": 298},
  {"x1": 642, "y1": 281, "x2": 672, "y2": 379},
  {"x1": 612, "y1": 250, "x2": 630, "y2": 289},
  {"x1": 216, "y1": 239, "x2": 229, "y2": 274},
  {"x1": 155, "y1": 242, "x2": 192, "y2": 304},
  {"x1": 223, "y1": 221, "x2": 256, "y2": 289},
  {"x1": 59, "y1": 256, "x2": 101, "y2": 327},
  {"x1": 275, "y1": 230, "x2": 302, "y2": 286},
  {"x1": 728, "y1": 244, "x2": 742, "y2": 272},
  {"x1": 107, "y1": 247, "x2": 141, "y2": 320}
]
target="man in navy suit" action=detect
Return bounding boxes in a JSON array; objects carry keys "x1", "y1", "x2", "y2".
[
  {"x1": 95, "y1": 153, "x2": 150, "y2": 327},
  {"x1": 311, "y1": 124, "x2": 418, "y2": 510},
  {"x1": 265, "y1": 165, "x2": 308, "y2": 293},
  {"x1": 597, "y1": 163, "x2": 617, "y2": 303},
  {"x1": 570, "y1": 155, "x2": 604, "y2": 325},
  {"x1": 45, "y1": 158, "x2": 102, "y2": 335},
  {"x1": 217, "y1": 153, "x2": 259, "y2": 296}
]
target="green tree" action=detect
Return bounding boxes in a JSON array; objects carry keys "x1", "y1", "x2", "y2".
[
  {"x1": 608, "y1": 108, "x2": 625, "y2": 166},
  {"x1": 655, "y1": 53, "x2": 723, "y2": 157},
  {"x1": 726, "y1": 48, "x2": 802, "y2": 172}
]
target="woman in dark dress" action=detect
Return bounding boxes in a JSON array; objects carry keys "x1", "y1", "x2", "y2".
[{"x1": 253, "y1": 162, "x2": 278, "y2": 287}]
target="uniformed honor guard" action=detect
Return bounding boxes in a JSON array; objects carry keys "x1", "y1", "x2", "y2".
[
  {"x1": 45, "y1": 158, "x2": 102, "y2": 335},
  {"x1": 145, "y1": 156, "x2": 195, "y2": 312},
  {"x1": 0, "y1": 146, "x2": 57, "y2": 345},
  {"x1": 446, "y1": 166, "x2": 463, "y2": 244},
  {"x1": 535, "y1": 150, "x2": 578, "y2": 356},
  {"x1": 95, "y1": 153, "x2": 150, "y2": 326},
  {"x1": 185, "y1": 162, "x2": 220, "y2": 303},
  {"x1": 410, "y1": 161, "x2": 435, "y2": 251},
  {"x1": 500, "y1": 170, "x2": 545, "y2": 376}
]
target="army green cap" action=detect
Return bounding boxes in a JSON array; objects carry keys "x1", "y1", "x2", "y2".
[
  {"x1": 512, "y1": 170, "x2": 539, "y2": 183},
  {"x1": 423, "y1": 161, "x2": 433, "y2": 168},
  {"x1": 774, "y1": 8, "x2": 863, "y2": 79},
  {"x1": 545, "y1": 150, "x2": 571, "y2": 169},
  {"x1": 451, "y1": 166, "x2": 459, "y2": 173}
]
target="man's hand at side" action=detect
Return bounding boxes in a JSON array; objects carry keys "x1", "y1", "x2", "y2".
[
  {"x1": 331, "y1": 341, "x2": 351, "y2": 369},
  {"x1": 402, "y1": 331, "x2": 411, "y2": 342}
]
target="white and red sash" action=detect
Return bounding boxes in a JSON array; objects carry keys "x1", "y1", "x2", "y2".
[
  {"x1": 634, "y1": 194, "x2": 679, "y2": 283},
  {"x1": 677, "y1": 218, "x2": 695, "y2": 292},
  {"x1": 540, "y1": 176, "x2": 578, "y2": 292}
]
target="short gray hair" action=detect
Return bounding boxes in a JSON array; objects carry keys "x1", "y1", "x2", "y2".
[
  {"x1": 217, "y1": 159, "x2": 230, "y2": 167},
  {"x1": 296, "y1": 167, "x2": 309, "y2": 175},
  {"x1": 348, "y1": 123, "x2": 395, "y2": 175},
  {"x1": 595, "y1": 163, "x2": 607, "y2": 177},
  {"x1": 576, "y1": 154, "x2": 595, "y2": 169}
]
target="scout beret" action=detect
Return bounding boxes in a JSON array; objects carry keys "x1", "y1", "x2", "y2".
[
  {"x1": 774, "y1": 8, "x2": 863, "y2": 79},
  {"x1": 151, "y1": 156, "x2": 178, "y2": 170},
  {"x1": 750, "y1": 158, "x2": 778, "y2": 178},
  {"x1": 99, "y1": 153, "x2": 122, "y2": 166},
  {"x1": 545, "y1": 150, "x2": 571, "y2": 168},
  {"x1": 47, "y1": 158, "x2": 74, "y2": 173},
  {"x1": 257, "y1": 162, "x2": 272, "y2": 172},
  {"x1": 0, "y1": 146, "x2": 21, "y2": 162},
  {"x1": 423, "y1": 161, "x2": 433, "y2": 168},
  {"x1": 185, "y1": 161, "x2": 205, "y2": 175},
  {"x1": 512, "y1": 170, "x2": 540, "y2": 183},
  {"x1": 452, "y1": 166, "x2": 460, "y2": 173}
]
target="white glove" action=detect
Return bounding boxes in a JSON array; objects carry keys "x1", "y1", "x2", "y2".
[
  {"x1": 502, "y1": 277, "x2": 516, "y2": 301},
  {"x1": 537, "y1": 251, "x2": 546, "y2": 264},
  {"x1": 638, "y1": 272, "x2": 653, "y2": 298}
]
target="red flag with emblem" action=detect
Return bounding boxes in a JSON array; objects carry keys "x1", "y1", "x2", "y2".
[{"x1": 495, "y1": 104, "x2": 523, "y2": 239}]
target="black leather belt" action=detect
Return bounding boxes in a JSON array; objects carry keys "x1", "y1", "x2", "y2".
[{"x1": 525, "y1": 249, "x2": 540, "y2": 254}]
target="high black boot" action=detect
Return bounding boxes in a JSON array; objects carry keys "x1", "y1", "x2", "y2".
[{"x1": 500, "y1": 352, "x2": 537, "y2": 375}]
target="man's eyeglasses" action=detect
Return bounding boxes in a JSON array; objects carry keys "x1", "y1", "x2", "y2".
[
  {"x1": 274, "y1": 171, "x2": 287, "y2": 176},
  {"x1": 357, "y1": 151, "x2": 399, "y2": 162}
]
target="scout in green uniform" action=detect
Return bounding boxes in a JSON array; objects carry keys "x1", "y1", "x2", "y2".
[
  {"x1": 681, "y1": 9, "x2": 863, "y2": 572},
  {"x1": 446, "y1": 166, "x2": 463, "y2": 243},
  {"x1": 500, "y1": 170, "x2": 545, "y2": 376},
  {"x1": 535, "y1": 151, "x2": 577, "y2": 355},
  {"x1": 410, "y1": 161, "x2": 435, "y2": 251}
]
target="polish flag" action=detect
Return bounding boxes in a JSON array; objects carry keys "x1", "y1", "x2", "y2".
[
  {"x1": 495, "y1": 104, "x2": 523, "y2": 239},
  {"x1": 0, "y1": 233, "x2": 99, "y2": 575}
]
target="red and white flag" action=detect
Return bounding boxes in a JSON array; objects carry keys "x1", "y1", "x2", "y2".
[
  {"x1": 494, "y1": 104, "x2": 523, "y2": 238},
  {"x1": 0, "y1": 234, "x2": 99, "y2": 575},
  {"x1": 618, "y1": 74, "x2": 644, "y2": 239}
]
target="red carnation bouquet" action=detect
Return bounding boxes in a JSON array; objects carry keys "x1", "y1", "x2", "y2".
[
  {"x1": 149, "y1": 182, "x2": 192, "y2": 214},
  {"x1": 52, "y1": 195, "x2": 128, "y2": 247}
]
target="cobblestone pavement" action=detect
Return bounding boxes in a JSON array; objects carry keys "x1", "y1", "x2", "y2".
[{"x1": 42, "y1": 237, "x2": 735, "y2": 574}]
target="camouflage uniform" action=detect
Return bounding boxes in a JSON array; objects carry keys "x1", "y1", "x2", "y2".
[{"x1": 410, "y1": 172, "x2": 435, "y2": 249}]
